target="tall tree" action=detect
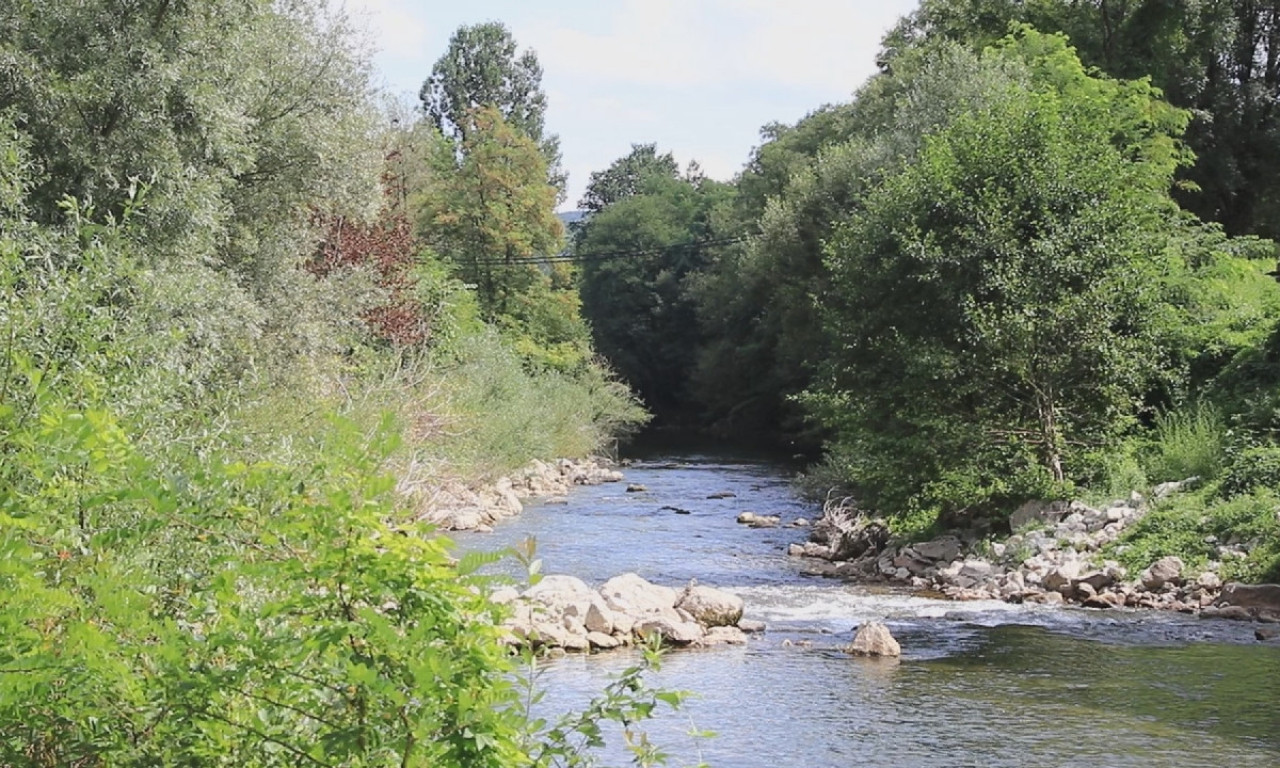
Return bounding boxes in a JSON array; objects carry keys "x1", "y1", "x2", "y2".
[
  {"x1": 578, "y1": 143, "x2": 679, "y2": 214},
  {"x1": 419, "y1": 22, "x2": 564, "y2": 195},
  {"x1": 815, "y1": 29, "x2": 1192, "y2": 516},
  {"x1": 415, "y1": 106, "x2": 587, "y2": 369},
  {"x1": 577, "y1": 173, "x2": 733, "y2": 419},
  {"x1": 886, "y1": 0, "x2": 1280, "y2": 239}
]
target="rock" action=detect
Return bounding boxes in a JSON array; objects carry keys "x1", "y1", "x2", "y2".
[
  {"x1": 490, "y1": 587, "x2": 520, "y2": 604},
  {"x1": 524, "y1": 575, "x2": 594, "y2": 615},
  {"x1": 801, "y1": 542, "x2": 832, "y2": 559},
  {"x1": 737, "y1": 512, "x2": 757, "y2": 524},
  {"x1": 1216, "y1": 583, "x2": 1280, "y2": 614},
  {"x1": 1043, "y1": 561, "x2": 1083, "y2": 592},
  {"x1": 1212, "y1": 605, "x2": 1254, "y2": 621},
  {"x1": 788, "y1": 543, "x2": 807, "y2": 557},
  {"x1": 699, "y1": 626, "x2": 748, "y2": 646},
  {"x1": 959, "y1": 559, "x2": 995, "y2": 580},
  {"x1": 676, "y1": 585, "x2": 744, "y2": 627},
  {"x1": 1257, "y1": 627, "x2": 1280, "y2": 642},
  {"x1": 791, "y1": 518, "x2": 812, "y2": 528},
  {"x1": 738, "y1": 619, "x2": 767, "y2": 633},
  {"x1": 846, "y1": 621, "x2": 901, "y2": 657},
  {"x1": 560, "y1": 630, "x2": 591, "y2": 652},
  {"x1": 911, "y1": 537, "x2": 963, "y2": 563},
  {"x1": 1153, "y1": 478, "x2": 1198, "y2": 499},
  {"x1": 587, "y1": 631, "x2": 622, "y2": 649},
  {"x1": 1197, "y1": 571, "x2": 1223, "y2": 590},
  {"x1": 584, "y1": 601, "x2": 614, "y2": 634},
  {"x1": 626, "y1": 484, "x2": 647, "y2": 493},
  {"x1": 1025, "y1": 591, "x2": 1065, "y2": 606},
  {"x1": 1074, "y1": 571, "x2": 1114, "y2": 593},
  {"x1": 662, "y1": 506, "x2": 693, "y2": 515},
  {"x1": 1141, "y1": 556, "x2": 1185, "y2": 590},
  {"x1": 1009, "y1": 500, "x2": 1070, "y2": 532},
  {"x1": 611, "y1": 612, "x2": 635, "y2": 636},
  {"x1": 707, "y1": 491, "x2": 737, "y2": 499},
  {"x1": 1083, "y1": 591, "x2": 1124, "y2": 609},
  {"x1": 830, "y1": 518, "x2": 891, "y2": 561},
  {"x1": 599, "y1": 573, "x2": 678, "y2": 615},
  {"x1": 747, "y1": 515, "x2": 781, "y2": 529},
  {"x1": 636, "y1": 615, "x2": 705, "y2": 645}
]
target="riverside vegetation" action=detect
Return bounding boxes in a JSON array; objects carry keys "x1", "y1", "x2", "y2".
[
  {"x1": 0, "y1": 4, "x2": 670, "y2": 767},
  {"x1": 570, "y1": 6, "x2": 1280, "y2": 592},
  {"x1": 7, "y1": 1, "x2": 1280, "y2": 765}
]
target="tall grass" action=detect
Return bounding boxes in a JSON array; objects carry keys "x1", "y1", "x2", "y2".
[{"x1": 1146, "y1": 402, "x2": 1228, "y2": 483}]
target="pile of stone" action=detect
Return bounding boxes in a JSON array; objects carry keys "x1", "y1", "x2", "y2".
[
  {"x1": 791, "y1": 486, "x2": 1279, "y2": 620},
  {"x1": 494, "y1": 573, "x2": 763, "y2": 652},
  {"x1": 416, "y1": 458, "x2": 623, "y2": 532}
]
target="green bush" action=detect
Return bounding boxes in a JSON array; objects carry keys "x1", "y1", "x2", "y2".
[
  {"x1": 1144, "y1": 402, "x2": 1228, "y2": 483},
  {"x1": 1109, "y1": 487, "x2": 1280, "y2": 582},
  {"x1": 1220, "y1": 443, "x2": 1280, "y2": 498}
]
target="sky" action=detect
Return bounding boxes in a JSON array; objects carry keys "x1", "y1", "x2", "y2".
[{"x1": 345, "y1": 0, "x2": 922, "y2": 210}]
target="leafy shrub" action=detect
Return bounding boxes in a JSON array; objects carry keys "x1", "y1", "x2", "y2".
[
  {"x1": 1145, "y1": 402, "x2": 1228, "y2": 483},
  {"x1": 1220, "y1": 443, "x2": 1280, "y2": 498},
  {"x1": 1110, "y1": 487, "x2": 1280, "y2": 582},
  {"x1": 1075, "y1": 441, "x2": 1148, "y2": 504}
]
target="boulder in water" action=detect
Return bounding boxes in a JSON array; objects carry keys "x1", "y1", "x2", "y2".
[
  {"x1": 846, "y1": 621, "x2": 901, "y2": 657},
  {"x1": 676, "y1": 585, "x2": 744, "y2": 627},
  {"x1": 1217, "y1": 583, "x2": 1280, "y2": 615}
]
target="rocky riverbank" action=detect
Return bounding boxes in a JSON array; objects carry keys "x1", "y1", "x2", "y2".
[
  {"x1": 414, "y1": 457, "x2": 624, "y2": 531},
  {"x1": 493, "y1": 573, "x2": 763, "y2": 652},
  {"x1": 790, "y1": 487, "x2": 1280, "y2": 623}
]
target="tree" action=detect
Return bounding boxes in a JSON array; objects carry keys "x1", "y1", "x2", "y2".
[
  {"x1": 420, "y1": 22, "x2": 564, "y2": 195},
  {"x1": 0, "y1": 0, "x2": 384, "y2": 420},
  {"x1": 577, "y1": 173, "x2": 733, "y2": 419},
  {"x1": 578, "y1": 143, "x2": 679, "y2": 214},
  {"x1": 690, "y1": 41, "x2": 1031, "y2": 440},
  {"x1": 415, "y1": 106, "x2": 587, "y2": 370},
  {"x1": 814, "y1": 30, "x2": 1192, "y2": 517},
  {"x1": 886, "y1": 0, "x2": 1280, "y2": 239}
]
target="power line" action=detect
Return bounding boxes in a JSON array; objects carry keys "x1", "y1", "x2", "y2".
[{"x1": 468, "y1": 235, "x2": 751, "y2": 268}]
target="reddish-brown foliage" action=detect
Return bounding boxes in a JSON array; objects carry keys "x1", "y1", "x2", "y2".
[{"x1": 310, "y1": 194, "x2": 427, "y2": 345}]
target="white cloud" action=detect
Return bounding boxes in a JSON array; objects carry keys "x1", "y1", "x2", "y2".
[
  {"x1": 338, "y1": 0, "x2": 922, "y2": 207},
  {"x1": 346, "y1": 0, "x2": 433, "y2": 61},
  {"x1": 525, "y1": 0, "x2": 916, "y2": 96}
]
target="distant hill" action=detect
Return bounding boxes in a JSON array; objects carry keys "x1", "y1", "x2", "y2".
[{"x1": 557, "y1": 210, "x2": 586, "y2": 225}]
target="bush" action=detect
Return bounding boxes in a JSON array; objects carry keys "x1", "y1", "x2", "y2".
[
  {"x1": 1110, "y1": 487, "x2": 1280, "y2": 582},
  {"x1": 1144, "y1": 402, "x2": 1228, "y2": 483},
  {"x1": 1220, "y1": 443, "x2": 1280, "y2": 498}
]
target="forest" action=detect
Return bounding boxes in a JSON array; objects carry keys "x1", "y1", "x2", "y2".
[
  {"x1": 575, "y1": 0, "x2": 1280, "y2": 584},
  {"x1": 3, "y1": 0, "x2": 1280, "y2": 765}
]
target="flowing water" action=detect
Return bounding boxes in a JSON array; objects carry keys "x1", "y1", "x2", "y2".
[{"x1": 453, "y1": 443, "x2": 1280, "y2": 767}]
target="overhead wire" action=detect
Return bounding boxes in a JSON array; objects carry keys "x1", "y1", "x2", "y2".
[{"x1": 467, "y1": 234, "x2": 752, "y2": 268}]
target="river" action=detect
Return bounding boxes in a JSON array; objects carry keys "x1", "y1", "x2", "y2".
[{"x1": 452, "y1": 443, "x2": 1280, "y2": 767}]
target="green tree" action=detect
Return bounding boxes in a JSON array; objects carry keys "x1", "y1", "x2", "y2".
[
  {"x1": 814, "y1": 30, "x2": 1192, "y2": 517},
  {"x1": 578, "y1": 143, "x2": 680, "y2": 215},
  {"x1": 690, "y1": 41, "x2": 1030, "y2": 440},
  {"x1": 420, "y1": 22, "x2": 564, "y2": 195},
  {"x1": 415, "y1": 106, "x2": 588, "y2": 370},
  {"x1": 0, "y1": 0, "x2": 384, "y2": 432},
  {"x1": 887, "y1": 0, "x2": 1280, "y2": 239},
  {"x1": 577, "y1": 173, "x2": 734, "y2": 419}
]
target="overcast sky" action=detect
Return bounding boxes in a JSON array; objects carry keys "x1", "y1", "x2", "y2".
[{"x1": 346, "y1": 0, "x2": 921, "y2": 210}]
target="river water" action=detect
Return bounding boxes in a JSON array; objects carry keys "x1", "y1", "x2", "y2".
[{"x1": 453, "y1": 444, "x2": 1280, "y2": 767}]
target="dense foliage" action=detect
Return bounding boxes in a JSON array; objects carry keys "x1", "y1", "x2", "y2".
[
  {"x1": 1, "y1": 3, "x2": 654, "y2": 765},
  {"x1": 574, "y1": 18, "x2": 1280, "y2": 576}
]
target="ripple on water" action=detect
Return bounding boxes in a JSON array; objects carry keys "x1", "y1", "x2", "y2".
[{"x1": 458, "y1": 448, "x2": 1280, "y2": 767}]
